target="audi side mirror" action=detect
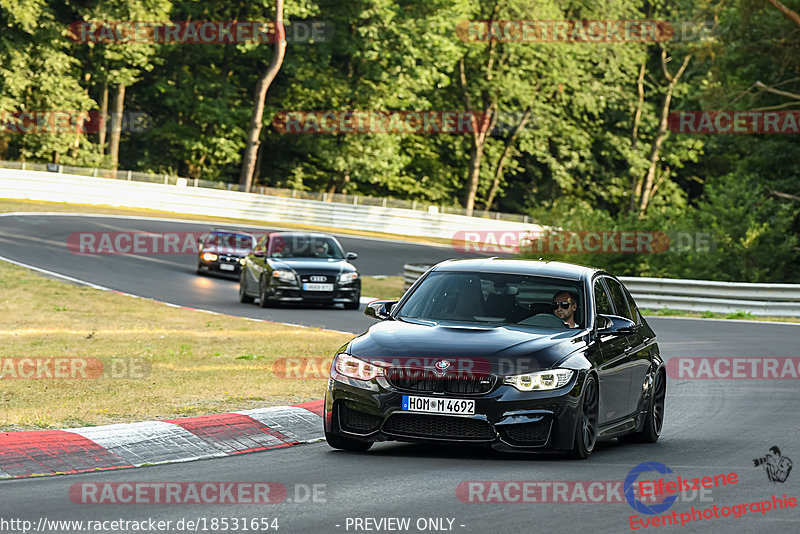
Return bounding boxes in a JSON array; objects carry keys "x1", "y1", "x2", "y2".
[{"x1": 346, "y1": 252, "x2": 358, "y2": 261}]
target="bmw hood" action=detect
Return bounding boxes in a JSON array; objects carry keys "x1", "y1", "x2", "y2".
[{"x1": 346, "y1": 319, "x2": 586, "y2": 375}]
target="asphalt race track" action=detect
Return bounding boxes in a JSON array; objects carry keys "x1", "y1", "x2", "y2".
[
  {"x1": 1, "y1": 213, "x2": 799, "y2": 533},
  {"x1": 0, "y1": 213, "x2": 489, "y2": 332}
]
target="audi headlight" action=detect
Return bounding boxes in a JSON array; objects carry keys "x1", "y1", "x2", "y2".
[
  {"x1": 339, "y1": 272, "x2": 359, "y2": 284},
  {"x1": 272, "y1": 269, "x2": 296, "y2": 282},
  {"x1": 239, "y1": 258, "x2": 246, "y2": 265},
  {"x1": 504, "y1": 369, "x2": 573, "y2": 391},
  {"x1": 201, "y1": 252, "x2": 218, "y2": 262},
  {"x1": 333, "y1": 354, "x2": 384, "y2": 381}
]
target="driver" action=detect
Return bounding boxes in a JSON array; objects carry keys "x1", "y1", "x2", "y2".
[
  {"x1": 312, "y1": 241, "x2": 330, "y2": 258},
  {"x1": 552, "y1": 291, "x2": 579, "y2": 328}
]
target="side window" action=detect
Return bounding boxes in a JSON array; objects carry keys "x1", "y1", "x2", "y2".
[
  {"x1": 593, "y1": 279, "x2": 613, "y2": 316},
  {"x1": 605, "y1": 278, "x2": 633, "y2": 321},
  {"x1": 623, "y1": 287, "x2": 641, "y2": 324},
  {"x1": 255, "y1": 235, "x2": 268, "y2": 253}
]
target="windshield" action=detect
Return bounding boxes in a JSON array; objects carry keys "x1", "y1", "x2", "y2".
[
  {"x1": 396, "y1": 271, "x2": 585, "y2": 329},
  {"x1": 268, "y1": 235, "x2": 345, "y2": 259},
  {"x1": 205, "y1": 233, "x2": 254, "y2": 250}
]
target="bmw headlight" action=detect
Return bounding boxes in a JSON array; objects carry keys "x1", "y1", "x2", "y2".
[
  {"x1": 272, "y1": 269, "x2": 297, "y2": 282},
  {"x1": 201, "y1": 252, "x2": 218, "y2": 262},
  {"x1": 333, "y1": 354, "x2": 384, "y2": 381},
  {"x1": 339, "y1": 272, "x2": 359, "y2": 284},
  {"x1": 504, "y1": 369, "x2": 573, "y2": 391}
]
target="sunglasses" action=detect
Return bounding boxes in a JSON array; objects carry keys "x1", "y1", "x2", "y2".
[{"x1": 552, "y1": 301, "x2": 572, "y2": 310}]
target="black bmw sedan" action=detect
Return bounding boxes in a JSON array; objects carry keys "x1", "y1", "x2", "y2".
[
  {"x1": 197, "y1": 229, "x2": 256, "y2": 276},
  {"x1": 324, "y1": 258, "x2": 665, "y2": 459},
  {"x1": 239, "y1": 232, "x2": 361, "y2": 309}
]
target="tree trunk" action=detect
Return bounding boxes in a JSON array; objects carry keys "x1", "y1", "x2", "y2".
[
  {"x1": 629, "y1": 60, "x2": 646, "y2": 212},
  {"x1": 458, "y1": 57, "x2": 497, "y2": 216},
  {"x1": 98, "y1": 82, "x2": 109, "y2": 150},
  {"x1": 637, "y1": 51, "x2": 691, "y2": 214},
  {"x1": 239, "y1": 0, "x2": 286, "y2": 192},
  {"x1": 483, "y1": 107, "x2": 531, "y2": 215},
  {"x1": 765, "y1": 0, "x2": 800, "y2": 27},
  {"x1": 108, "y1": 84, "x2": 126, "y2": 168}
]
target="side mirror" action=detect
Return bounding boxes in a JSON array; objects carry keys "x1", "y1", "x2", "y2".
[
  {"x1": 253, "y1": 250, "x2": 265, "y2": 257},
  {"x1": 346, "y1": 252, "x2": 358, "y2": 261},
  {"x1": 597, "y1": 314, "x2": 637, "y2": 336},
  {"x1": 365, "y1": 300, "x2": 397, "y2": 320},
  {"x1": 197, "y1": 240, "x2": 204, "y2": 251}
]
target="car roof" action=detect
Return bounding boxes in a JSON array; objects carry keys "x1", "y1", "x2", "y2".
[
  {"x1": 210, "y1": 228, "x2": 255, "y2": 236},
  {"x1": 431, "y1": 258, "x2": 601, "y2": 281},
  {"x1": 269, "y1": 231, "x2": 335, "y2": 238}
]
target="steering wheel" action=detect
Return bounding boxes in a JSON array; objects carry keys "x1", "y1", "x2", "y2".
[{"x1": 518, "y1": 313, "x2": 568, "y2": 328}]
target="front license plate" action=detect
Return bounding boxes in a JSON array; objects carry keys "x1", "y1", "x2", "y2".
[
  {"x1": 303, "y1": 283, "x2": 334, "y2": 291},
  {"x1": 219, "y1": 263, "x2": 235, "y2": 271},
  {"x1": 402, "y1": 395, "x2": 475, "y2": 415}
]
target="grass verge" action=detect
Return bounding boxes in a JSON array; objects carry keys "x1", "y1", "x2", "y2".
[
  {"x1": 0, "y1": 260, "x2": 351, "y2": 431},
  {"x1": 360, "y1": 276, "x2": 405, "y2": 301},
  {"x1": 640, "y1": 308, "x2": 800, "y2": 323}
]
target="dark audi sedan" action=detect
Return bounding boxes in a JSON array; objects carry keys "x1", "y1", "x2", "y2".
[
  {"x1": 239, "y1": 232, "x2": 360, "y2": 309},
  {"x1": 324, "y1": 258, "x2": 665, "y2": 458}
]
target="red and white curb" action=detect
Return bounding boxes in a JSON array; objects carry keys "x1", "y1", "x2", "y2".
[{"x1": 0, "y1": 400, "x2": 324, "y2": 479}]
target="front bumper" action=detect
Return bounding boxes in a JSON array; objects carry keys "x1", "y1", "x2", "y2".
[
  {"x1": 265, "y1": 280, "x2": 360, "y2": 304},
  {"x1": 324, "y1": 371, "x2": 586, "y2": 452},
  {"x1": 198, "y1": 256, "x2": 244, "y2": 274}
]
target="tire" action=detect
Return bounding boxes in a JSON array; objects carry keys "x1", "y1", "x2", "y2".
[
  {"x1": 344, "y1": 294, "x2": 360, "y2": 310},
  {"x1": 621, "y1": 370, "x2": 665, "y2": 443},
  {"x1": 325, "y1": 429, "x2": 373, "y2": 452},
  {"x1": 569, "y1": 374, "x2": 599, "y2": 459},
  {"x1": 258, "y1": 277, "x2": 273, "y2": 308},
  {"x1": 239, "y1": 274, "x2": 254, "y2": 304}
]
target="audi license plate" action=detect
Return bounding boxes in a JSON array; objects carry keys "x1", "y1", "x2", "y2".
[
  {"x1": 402, "y1": 395, "x2": 475, "y2": 415},
  {"x1": 303, "y1": 283, "x2": 334, "y2": 291},
  {"x1": 219, "y1": 264, "x2": 235, "y2": 271}
]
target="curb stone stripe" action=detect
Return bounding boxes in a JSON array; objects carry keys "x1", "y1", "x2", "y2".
[
  {"x1": 235, "y1": 406, "x2": 325, "y2": 443},
  {"x1": 0, "y1": 401, "x2": 324, "y2": 479},
  {"x1": 67, "y1": 421, "x2": 226, "y2": 466}
]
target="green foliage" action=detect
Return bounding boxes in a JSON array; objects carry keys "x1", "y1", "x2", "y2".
[{"x1": 0, "y1": 0, "x2": 797, "y2": 281}]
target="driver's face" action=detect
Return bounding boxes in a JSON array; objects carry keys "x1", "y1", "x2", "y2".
[{"x1": 552, "y1": 293, "x2": 577, "y2": 321}]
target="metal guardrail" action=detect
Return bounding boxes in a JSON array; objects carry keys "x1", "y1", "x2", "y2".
[
  {"x1": 0, "y1": 160, "x2": 533, "y2": 223},
  {"x1": 0, "y1": 169, "x2": 542, "y2": 240},
  {"x1": 402, "y1": 264, "x2": 800, "y2": 317}
]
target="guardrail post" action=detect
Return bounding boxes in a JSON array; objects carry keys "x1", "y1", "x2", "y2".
[
  {"x1": 292, "y1": 189, "x2": 297, "y2": 198},
  {"x1": 322, "y1": 192, "x2": 328, "y2": 202},
  {"x1": 382, "y1": 197, "x2": 387, "y2": 207},
  {"x1": 353, "y1": 196, "x2": 358, "y2": 205},
  {"x1": 92, "y1": 168, "x2": 98, "y2": 177},
  {"x1": 127, "y1": 170, "x2": 132, "y2": 180},
  {"x1": 412, "y1": 200, "x2": 417, "y2": 210},
  {"x1": 21, "y1": 162, "x2": 25, "y2": 170},
  {"x1": 193, "y1": 178, "x2": 198, "y2": 187}
]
